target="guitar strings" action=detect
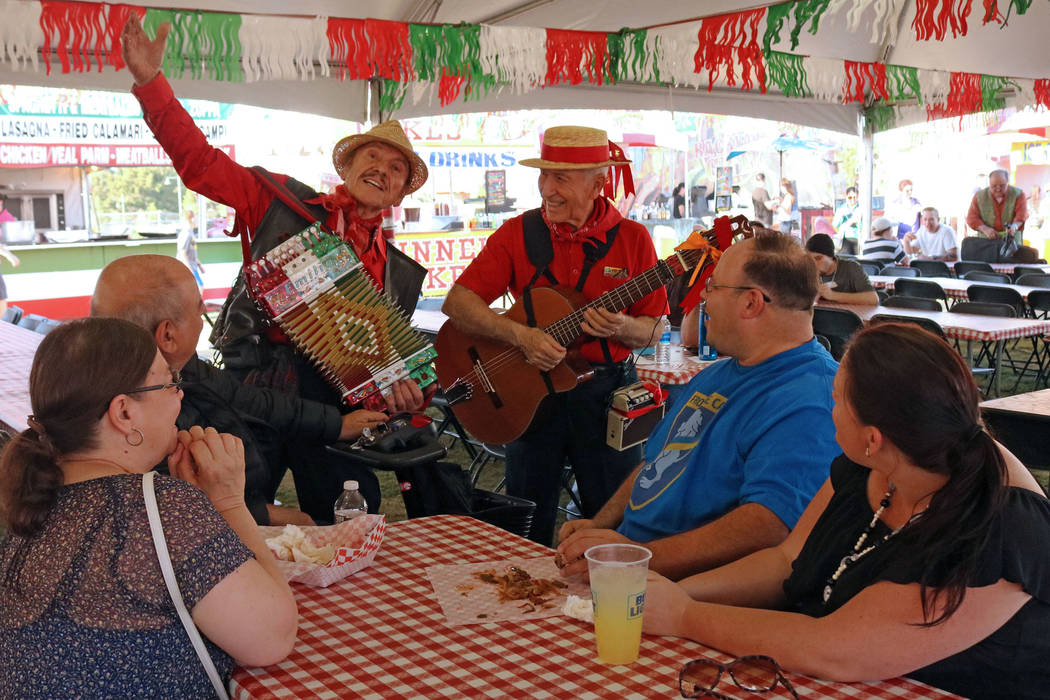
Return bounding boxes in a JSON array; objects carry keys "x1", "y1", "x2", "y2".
[{"x1": 450, "y1": 254, "x2": 702, "y2": 394}]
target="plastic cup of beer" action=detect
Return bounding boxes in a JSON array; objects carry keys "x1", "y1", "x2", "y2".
[{"x1": 584, "y1": 543, "x2": 652, "y2": 665}]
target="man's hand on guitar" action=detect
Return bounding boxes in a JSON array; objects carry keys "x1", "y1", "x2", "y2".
[
  {"x1": 581, "y1": 307, "x2": 627, "y2": 339},
  {"x1": 518, "y1": 326, "x2": 566, "y2": 371}
]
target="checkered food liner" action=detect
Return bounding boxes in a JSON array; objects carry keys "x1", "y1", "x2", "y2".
[
  {"x1": 427, "y1": 556, "x2": 590, "y2": 625},
  {"x1": 260, "y1": 514, "x2": 385, "y2": 587}
]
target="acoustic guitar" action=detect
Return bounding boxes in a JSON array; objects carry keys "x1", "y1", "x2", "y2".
[{"x1": 434, "y1": 235, "x2": 725, "y2": 445}]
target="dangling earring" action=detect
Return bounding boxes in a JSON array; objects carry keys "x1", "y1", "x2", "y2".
[
  {"x1": 126, "y1": 428, "x2": 144, "y2": 447},
  {"x1": 865, "y1": 446, "x2": 870, "y2": 458}
]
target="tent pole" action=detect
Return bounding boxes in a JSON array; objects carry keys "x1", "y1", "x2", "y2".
[{"x1": 858, "y1": 112, "x2": 875, "y2": 249}]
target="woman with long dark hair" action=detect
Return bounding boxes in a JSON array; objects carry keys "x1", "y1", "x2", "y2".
[
  {"x1": 644, "y1": 323, "x2": 1050, "y2": 699},
  {"x1": 1, "y1": 318, "x2": 297, "y2": 697}
]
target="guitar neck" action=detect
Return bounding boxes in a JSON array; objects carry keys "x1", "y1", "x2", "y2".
[{"x1": 543, "y1": 252, "x2": 698, "y2": 346}]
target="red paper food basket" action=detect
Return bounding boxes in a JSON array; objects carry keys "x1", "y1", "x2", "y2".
[{"x1": 260, "y1": 514, "x2": 386, "y2": 587}]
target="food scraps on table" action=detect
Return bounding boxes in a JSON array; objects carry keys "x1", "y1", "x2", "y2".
[{"x1": 472, "y1": 565, "x2": 568, "y2": 613}]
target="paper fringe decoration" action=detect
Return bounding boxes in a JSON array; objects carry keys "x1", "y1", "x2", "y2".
[
  {"x1": 240, "y1": 15, "x2": 327, "y2": 82},
  {"x1": 765, "y1": 51, "x2": 809, "y2": 97},
  {"x1": 912, "y1": 0, "x2": 972, "y2": 41},
  {"x1": 143, "y1": 8, "x2": 242, "y2": 82},
  {"x1": 1034, "y1": 79, "x2": 1050, "y2": 109},
  {"x1": 694, "y1": 9, "x2": 766, "y2": 93},
  {"x1": 803, "y1": 55, "x2": 846, "y2": 102},
  {"x1": 544, "y1": 28, "x2": 611, "y2": 87},
  {"x1": 479, "y1": 25, "x2": 546, "y2": 93},
  {"x1": 1, "y1": 0, "x2": 1046, "y2": 131},
  {"x1": 647, "y1": 21, "x2": 704, "y2": 89},
  {"x1": 843, "y1": 60, "x2": 888, "y2": 103},
  {"x1": 40, "y1": 1, "x2": 141, "y2": 75},
  {"x1": 0, "y1": 0, "x2": 44, "y2": 71}
]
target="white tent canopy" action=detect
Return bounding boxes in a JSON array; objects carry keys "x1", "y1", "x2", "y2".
[{"x1": 0, "y1": 0, "x2": 1046, "y2": 134}]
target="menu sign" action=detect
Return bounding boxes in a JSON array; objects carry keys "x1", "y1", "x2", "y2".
[{"x1": 485, "y1": 169, "x2": 507, "y2": 212}]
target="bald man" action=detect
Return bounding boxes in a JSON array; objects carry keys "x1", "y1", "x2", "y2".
[{"x1": 91, "y1": 255, "x2": 387, "y2": 525}]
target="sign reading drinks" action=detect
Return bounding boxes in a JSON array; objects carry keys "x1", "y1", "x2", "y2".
[{"x1": 0, "y1": 84, "x2": 233, "y2": 168}]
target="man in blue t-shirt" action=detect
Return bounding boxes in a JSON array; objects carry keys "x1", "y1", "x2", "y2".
[{"x1": 557, "y1": 234, "x2": 840, "y2": 580}]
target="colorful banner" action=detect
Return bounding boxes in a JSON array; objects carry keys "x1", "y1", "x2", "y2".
[
  {"x1": 391, "y1": 229, "x2": 494, "y2": 296},
  {"x1": 0, "y1": 142, "x2": 234, "y2": 167}
]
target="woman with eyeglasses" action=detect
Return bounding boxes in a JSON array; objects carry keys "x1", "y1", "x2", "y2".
[
  {"x1": 644, "y1": 323, "x2": 1050, "y2": 699},
  {"x1": 0, "y1": 318, "x2": 297, "y2": 697}
]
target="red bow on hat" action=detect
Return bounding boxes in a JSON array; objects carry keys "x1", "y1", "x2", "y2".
[{"x1": 604, "y1": 141, "x2": 635, "y2": 200}]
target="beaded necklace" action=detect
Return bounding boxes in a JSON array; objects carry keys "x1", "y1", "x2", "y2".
[{"x1": 822, "y1": 482, "x2": 904, "y2": 605}]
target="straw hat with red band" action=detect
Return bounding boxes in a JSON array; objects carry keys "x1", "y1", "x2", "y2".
[
  {"x1": 332, "y1": 120, "x2": 428, "y2": 195},
  {"x1": 519, "y1": 126, "x2": 635, "y2": 199}
]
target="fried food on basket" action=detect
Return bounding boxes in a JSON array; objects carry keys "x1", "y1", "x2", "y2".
[
  {"x1": 266, "y1": 524, "x2": 335, "y2": 565},
  {"x1": 473, "y1": 565, "x2": 568, "y2": 607}
]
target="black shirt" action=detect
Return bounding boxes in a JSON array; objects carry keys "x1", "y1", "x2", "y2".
[{"x1": 783, "y1": 456, "x2": 1050, "y2": 700}]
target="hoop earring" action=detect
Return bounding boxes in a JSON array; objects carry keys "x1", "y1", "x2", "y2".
[{"x1": 126, "y1": 428, "x2": 144, "y2": 447}]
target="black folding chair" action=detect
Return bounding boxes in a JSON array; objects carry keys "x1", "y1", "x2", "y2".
[
  {"x1": 1027, "y1": 291, "x2": 1050, "y2": 388},
  {"x1": 1011, "y1": 266, "x2": 1048, "y2": 283},
  {"x1": 870, "y1": 313, "x2": 946, "y2": 339},
  {"x1": 858, "y1": 261, "x2": 882, "y2": 277},
  {"x1": 967, "y1": 284, "x2": 1027, "y2": 317},
  {"x1": 1, "y1": 305, "x2": 23, "y2": 324},
  {"x1": 955, "y1": 261, "x2": 995, "y2": 277},
  {"x1": 951, "y1": 301, "x2": 1017, "y2": 396},
  {"x1": 879, "y1": 266, "x2": 920, "y2": 278},
  {"x1": 909, "y1": 260, "x2": 953, "y2": 278},
  {"x1": 1016, "y1": 274, "x2": 1050, "y2": 289},
  {"x1": 893, "y1": 279, "x2": 949, "y2": 309},
  {"x1": 812, "y1": 307, "x2": 864, "y2": 361},
  {"x1": 963, "y1": 271, "x2": 1012, "y2": 284},
  {"x1": 883, "y1": 295, "x2": 941, "y2": 311}
]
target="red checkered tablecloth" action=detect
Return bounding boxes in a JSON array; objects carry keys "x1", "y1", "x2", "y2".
[
  {"x1": 0, "y1": 322, "x2": 42, "y2": 434},
  {"x1": 822, "y1": 302, "x2": 1050, "y2": 342},
  {"x1": 231, "y1": 515, "x2": 959, "y2": 699},
  {"x1": 635, "y1": 352, "x2": 719, "y2": 386}
]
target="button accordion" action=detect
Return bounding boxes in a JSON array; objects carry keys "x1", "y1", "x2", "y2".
[{"x1": 244, "y1": 223, "x2": 438, "y2": 404}]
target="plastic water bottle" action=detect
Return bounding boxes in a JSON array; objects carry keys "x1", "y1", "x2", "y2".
[
  {"x1": 698, "y1": 307, "x2": 718, "y2": 360},
  {"x1": 655, "y1": 318, "x2": 672, "y2": 363},
  {"x1": 333, "y1": 480, "x2": 368, "y2": 523}
]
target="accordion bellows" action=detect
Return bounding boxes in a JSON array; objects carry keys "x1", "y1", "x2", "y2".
[{"x1": 245, "y1": 224, "x2": 437, "y2": 404}]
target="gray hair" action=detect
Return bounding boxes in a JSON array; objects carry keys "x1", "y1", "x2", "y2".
[
  {"x1": 989, "y1": 169, "x2": 1010, "y2": 182},
  {"x1": 921, "y1": 206, "x2": 939, "y2": 219}
]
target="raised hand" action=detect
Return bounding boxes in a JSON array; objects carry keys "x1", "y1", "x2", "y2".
[{"x1": 120, "y1": 13, "x2": 170, "y2": 85}]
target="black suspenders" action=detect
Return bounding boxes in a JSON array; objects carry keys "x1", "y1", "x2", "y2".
[{"x1": 520, "y1": 209, "x2": 621, "y2": 364}]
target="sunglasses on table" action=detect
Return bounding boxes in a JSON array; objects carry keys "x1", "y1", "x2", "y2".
[
  {"x1": 125, "y1": 368, "x2": 184, "y2": 394},
  {"x1": 679, "y1": 655, "x2": 799, "y2": 699}
]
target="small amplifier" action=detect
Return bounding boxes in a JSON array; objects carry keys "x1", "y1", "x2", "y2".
[{"x1": 606, "y1": 381, "x2": 667, "y2": 451}]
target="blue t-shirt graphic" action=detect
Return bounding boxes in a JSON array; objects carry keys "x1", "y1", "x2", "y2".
[{"x1": 619, "y1": 339, "x2": 840, "y2": 543}]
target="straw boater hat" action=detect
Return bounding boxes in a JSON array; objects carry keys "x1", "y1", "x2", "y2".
[
  {"x1": 332, "y1": 120, "x2": 428, "y2": 195},
  {"x1": 520, "y1": 125, "x2": 635, "y2": 198}
]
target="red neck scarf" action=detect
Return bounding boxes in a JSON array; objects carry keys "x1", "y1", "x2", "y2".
[
  {"x1": 305, "y1": 185, "x2": 384, "y2": 256},
  {"x1": 541, "y1": 197, "x2": 611, "y2": 243}
]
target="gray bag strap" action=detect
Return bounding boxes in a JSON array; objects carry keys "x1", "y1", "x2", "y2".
[{"x1": 142, "y1": 471, "x2": 230, "y2": 700}]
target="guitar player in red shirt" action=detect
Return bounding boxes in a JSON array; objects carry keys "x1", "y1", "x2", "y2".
[{"x1": 441, "y1": 126, "x2": 667, "y2": 545}]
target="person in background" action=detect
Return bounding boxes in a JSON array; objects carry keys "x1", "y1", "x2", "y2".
[
  {"x1": 750, "y1": 173, "x2": 775, "y2": 228},
  {"x1": 672, "y1": 182, "x2": 686, "y2": 219},
  {"x1": 966, "y1": 169, "x2": 1028, "y2": 244},
  {"x1": 0, "y1": 241, "x2": 19, "y2": 316},
  {"x1": 888, "y1": 179, "x2": 922, "y2": 239},
  {"x1": 175, "y1": 209, "x2": 205, "y2": 291},
  {"x1": 861, "y1": 217, "x2": 906, "y2": 265},
  {"x1": 805, "y1": 233, "x2": 878, "y2": 305},
  {"x1": 833, "y1": 186, "x2": 862, "y2": 253},
  {"x1": 642, "y1": 323, "x2": 1050, "y2": 700},
  {"x1": 91, "y1": 254, "x2": 387, "y2": 526},
  {"x1": 557, "y1": 233, "x2": 838, "y2": 581},
  {"x1": 775, "y1": 179, "x2": 798, "y2": 238},
  {"x1": 0, "y1": 318, "x2": 298, "y2": 696},
  {"x1": 442, "y1": 125, "x2": 666, "y2": 546},
  {"x1": 122, "y1": 15, "x2": 431, "y2": 523},
  {"x1": 904, "y1": 208, "x2": 958, "y2": 262}
]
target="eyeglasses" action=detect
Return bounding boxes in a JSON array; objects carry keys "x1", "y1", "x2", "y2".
[
  {"x1": 679, "y1": 655, "x2": 799, "y2": 699},
  {"x1": 126, "y1": 368, "x2": 183, "y2": 394},
  {"x1": 705, "y1": 278, "x2": 772, "y2": 303}
]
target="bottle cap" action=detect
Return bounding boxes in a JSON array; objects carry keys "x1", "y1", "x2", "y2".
[{"x1": 343, "y1": 480, "x2": 359, "y2": 491}]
